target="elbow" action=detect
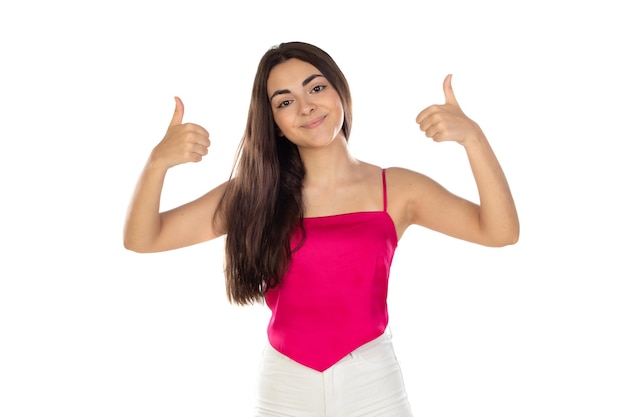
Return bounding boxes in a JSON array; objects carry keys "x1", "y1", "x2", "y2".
[
  {"x1": 507, "y1": 220, "x2": 521, "y2": 245},
  {"x1": 487, "y1": 226, "x2": 520, "y2": 247},
  {"x1": 496, "y1": 234, "x2": 519, "y2": 247},
  {"x1": 123, "y1": 231, "x2": 139, "y2": 252},
  {"x1": 124, "y1": 243, "x2": 154, "y2": 254},
  {"x1": 482, "y1": 214, "x2": 520, "y2": 247},
  {"x1": 123, "y1": 235, "x2": 154, "y2": 254},
  {"x1": 123, "y1": 239, "x2": 143, "y2": 253},
  {"x1": 123, "y1": 224, "x2": 158, "y2": 253}
]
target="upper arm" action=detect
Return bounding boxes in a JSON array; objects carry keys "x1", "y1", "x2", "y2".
[
  {"x1": 155, "y1": 181, "x2": 229, "y2": 252},
  {"x1": 386, "y1": 167, "x2": 483, "y2": 244}
]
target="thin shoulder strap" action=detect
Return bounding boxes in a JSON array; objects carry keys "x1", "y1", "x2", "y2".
[{"x1": 382, "y1": 168, "x2": 388, "y2": 212}]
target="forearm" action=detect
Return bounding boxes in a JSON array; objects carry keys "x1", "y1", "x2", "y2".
[
  {"x1": 123, "y1": 157, "x2": 168, "y2": 252},
  {"x1": 463, "y1": 128, "x2": 520, "y2": 246}
]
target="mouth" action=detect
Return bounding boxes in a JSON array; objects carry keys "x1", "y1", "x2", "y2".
[{"x1": 301, "y1": 115, "x2": 326, "y2": 129}]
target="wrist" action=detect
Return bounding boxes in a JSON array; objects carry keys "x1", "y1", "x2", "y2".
[
  {"x1": 460, "y1": 122, "x2": 486, "y2": 149},
  {"x1": 145, "y1": 151, "x2": 172, "y2": 173}
]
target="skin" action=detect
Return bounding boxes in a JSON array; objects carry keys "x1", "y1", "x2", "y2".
[{"x1": 124, "y1": 58, "x2": 519, "y2": 253}]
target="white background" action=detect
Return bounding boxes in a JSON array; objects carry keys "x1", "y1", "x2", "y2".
[{"x1": 1, "y1": 0, "x2": 624, "y2": 416}]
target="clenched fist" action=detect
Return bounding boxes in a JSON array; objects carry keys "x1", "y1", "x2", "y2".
[
  {"x1": 150, "y1": 97, "x2": 211, "y2": 169},
  {"x1": 415, "y1": 75, "x2": 483, "y2": 145}
]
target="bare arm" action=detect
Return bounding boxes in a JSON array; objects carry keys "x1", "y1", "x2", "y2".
[
  {"x1": 393, "y1": 75, "x2": 519, "y2": 247},
  {"x1": 123, "y1": 97, "x2": 226, "y2": 253}
]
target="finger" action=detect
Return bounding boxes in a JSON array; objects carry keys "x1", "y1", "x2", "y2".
[
  {"x1": 415, "y1": 104, "x2": 438, "y2": 124},
  {"x1": 189, "y1": 146, "x2": 209, "y2": 162},
  {"x1": 192, "y1": 133, "x2": 211, "y2": 148},
  {"x1": 192, "y1": 143, "x2": 210, "y2": 156},
  {"x1": 417, "y1": 116, "x2": 433, "y2": 133},
  {"x1": 184, "y1": 126, "x2": 211, "y2": 147},
  {"x1": 443, "y1": 74, "x2": 458, "y2": 106},
  {"x1": 189, "y1": 123, "x2": 210, "y2": 138},
  {"x1": 425, "y1": 125, "x2": 442, "y2": 139},
  {"x1": 169, "y1": 96, "x2": 184, "y2": 127}
]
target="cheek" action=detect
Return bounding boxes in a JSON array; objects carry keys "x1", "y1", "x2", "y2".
[
  {"x1": 272, "y1": 113, "x2": 288, "y2": 136},
  {"x1": 332, "y1": 97, "x2": 344, "y2": 117},
  {"x1": 333, "y1": 102, "x2": 345, "y2": 126},
  {"x1": 273, "y1": 109, "x2": 294, "y2": 129}
]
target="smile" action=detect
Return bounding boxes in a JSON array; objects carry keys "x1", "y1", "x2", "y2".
[{"x1": 301, "y1": 115, "x2": 326, "y2": 129}]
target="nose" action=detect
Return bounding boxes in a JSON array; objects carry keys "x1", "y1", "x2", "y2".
[{"x1": 299, "y1": 97, "x2": 316, "y2": 115}]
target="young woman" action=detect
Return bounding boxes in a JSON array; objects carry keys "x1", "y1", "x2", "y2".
[{"x1": 124, "y1": 41, "x2": 519, "y2": 416}]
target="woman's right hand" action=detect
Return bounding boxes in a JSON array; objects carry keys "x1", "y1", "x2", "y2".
[
  {"x1": 150, "y1": 97, "x2": 211, "y2": 169},
  {"x1": 124, "y1": 97, "x2": 224, "y2": 253}
]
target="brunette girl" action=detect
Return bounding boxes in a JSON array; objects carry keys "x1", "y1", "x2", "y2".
[{"x1": 124, "y1": 41, "x2": 519, "y2": 416}]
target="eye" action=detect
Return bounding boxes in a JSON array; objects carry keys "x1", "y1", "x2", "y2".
[
  {"x1": 277, "y1": 99, "x2": 293, "y2": 108},
  {"x1": 311, "y1": 85, "x2": 326, "y2": 93}
]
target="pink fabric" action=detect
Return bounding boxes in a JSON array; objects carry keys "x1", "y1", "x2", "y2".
[{"x1": 265, "y1": 169, "x2": 398, "y2": 372}]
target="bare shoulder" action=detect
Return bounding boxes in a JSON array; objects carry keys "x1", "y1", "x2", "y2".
[
  {"x1": 350, "y1": 159, "x2": 386, "y2": 191},
  {"x1": 385, "y1": 165, "x2": 484, "y2": 243},
  {"x1": 384, "y1": 166, "x2": 441, "y2": 198},
  {"x1": 385, "y1": 166, "x2": 431, "y2": 184},
  {"x1": 383, "y1": 166, "x2": 448, "y2": 238},
  {"x1": 354, "y1": 159, "x2": 383, "y2": 178}
]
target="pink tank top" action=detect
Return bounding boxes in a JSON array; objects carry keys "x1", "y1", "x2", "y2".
[{"x1": 265, "y1": 169, "x2": 398, "y2": 372}]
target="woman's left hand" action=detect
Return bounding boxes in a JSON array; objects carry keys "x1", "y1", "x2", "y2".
[{"x1": 415, "y1": 74, "x2": 483, "y2": 145}]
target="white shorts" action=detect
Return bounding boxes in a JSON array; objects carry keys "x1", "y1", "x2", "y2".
[{"x1": 254, "y1": 329, "x2": 413, "y2": 417}]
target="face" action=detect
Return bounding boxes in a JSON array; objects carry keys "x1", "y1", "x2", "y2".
[{"x1": 267, "y1": 58, "x2": 345, "y2": 149}]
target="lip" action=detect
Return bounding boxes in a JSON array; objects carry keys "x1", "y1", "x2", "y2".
[{"x1": 301, "y1": 115, "x2": 326, "y2": 129}]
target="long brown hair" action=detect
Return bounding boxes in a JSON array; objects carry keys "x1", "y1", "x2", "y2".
[{"x1": 214, "y1": 42, "x2": 353, "y2": 305}]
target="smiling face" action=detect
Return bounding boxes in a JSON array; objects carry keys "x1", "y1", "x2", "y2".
[{"x1": 267, "y1": 58, "x2": 345, "y2": 149}]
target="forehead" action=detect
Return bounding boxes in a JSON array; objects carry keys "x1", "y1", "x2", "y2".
[{"x1": 267, "y1": 58, "x2": 322, "y2": 94}]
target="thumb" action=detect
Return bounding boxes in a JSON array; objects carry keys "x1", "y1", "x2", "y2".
[
  {"x1": 443, "y1": 74, "x2": 458, "y2": 106},
  {"x1": 169, "y1": 96, "x2": 184, "y2": 127}
]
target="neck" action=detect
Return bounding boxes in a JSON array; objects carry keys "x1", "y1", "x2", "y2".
[{"x1": 299, "y1": 136, "x2": 358, "y2": 188}]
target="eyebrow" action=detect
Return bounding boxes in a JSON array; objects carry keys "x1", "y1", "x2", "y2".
[{"x1": 270, "y1": 73, "x2": 325, "y2": 100}]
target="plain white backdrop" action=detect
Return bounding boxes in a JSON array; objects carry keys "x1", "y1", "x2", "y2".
[{"x1": 1, "y1": 1, "x2": 624, "y2": 416}]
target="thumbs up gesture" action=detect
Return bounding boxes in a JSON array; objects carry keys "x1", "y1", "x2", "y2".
[
  {"x1": 151, "y1": 97, "x2": 211, "y2": 169},
  {"x1": 415, "y1": 75, "x2": 482, "y2": 145}
]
